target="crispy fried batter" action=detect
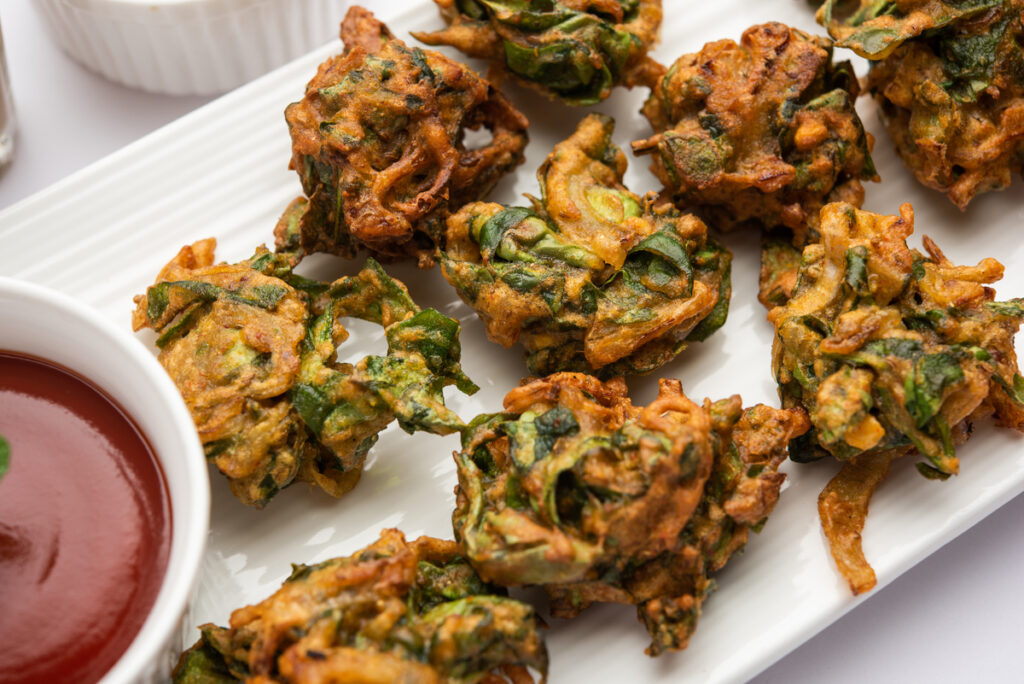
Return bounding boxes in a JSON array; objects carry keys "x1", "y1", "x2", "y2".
[
  {"x1": 441, "y1": 114, "x2": 731, "y2": 377},
  {"x1": 172, "y1": 529, "x2": 548, "y2": 683},
  {"x1": 818, "y1": 0, "x2": 1005, "y2": 59},
  {"x1": 633, "y1": 22, "x2": 876, "y2": 245},
  {"x1": 133, "y1": 236, "x2": 477, "y2": 507},
  {"x1": 859, "y1": 1, "x2": 1024, "y2": 208},
  {"x1": 632, "y1": 22, "x2": 877, "y2": 309},
  {"x1": 759, "y1": 232, "x2": 805, "y2": 309},
  {"x1": 818, "y1": 451, "x2": 897, "y2": 595},
  {"x1": 453, "y1": 373, "x2": 809, "y2": 655},
  {"x1": 769, "y1": 201, "x2": 1024, "y2": 590},
  {"x1": 283, "y1": 7, "x2": 529, "y2": 266},
  {"x1": 770, "y1": 202, "x2": 1024, "y2": 470},
  {"x1": 413, "y1": 0, "x2": 665, "y2": 106}
]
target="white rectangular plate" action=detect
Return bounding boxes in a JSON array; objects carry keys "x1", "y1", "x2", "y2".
[{"x1": 2, "y1": 2, "x2": 1023, "y2": 682}]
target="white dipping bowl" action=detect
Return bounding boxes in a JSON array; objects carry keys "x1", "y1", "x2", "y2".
[
  {"x1": 0, "y1": 277, "x2": 209, "y2": 683},
  {"x1": 33, "y1": 0, "x2": 349, "y2": 95}
]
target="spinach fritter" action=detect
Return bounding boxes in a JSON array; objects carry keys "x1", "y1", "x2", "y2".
[
  {"x1": 817, "y1": 0, "x2": 1006, "y2": 59},
  {"x1": 769, "y1": 202, "x2": 1024, "y2": 591},
  {"x1": 632, "y1": 22, "x2": 876, "y2": 308},
  {"x1": 132, "y1": 237, "x2": 476, "y2": 508},
  {"x1": 771, "y1": 202, "x2": 1024, "y2": 469},
  {"x1": 173, "y1": 529, "x2": 548, "y2": 683},
  {"x1": 453, "y1": 373, "x2": 809, "y2": 655},
  {"x1": 413, "y1": 0, "x2": 664, "y2": 106},
  {"x1": 440, "y1": 113, "x2": 731, "y2": 378},
  {"x1": 848, "y1": 1, "x2": 1024, "y2": 208},
  {"x1": 633, "y1": 22, "x2": 876, "y2": 244},
  {"x1": 283, "y1": 6, "x2": 529, "y2": 266}
]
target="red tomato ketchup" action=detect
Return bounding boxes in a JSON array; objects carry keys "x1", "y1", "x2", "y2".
[{"x1": 0, "y1": 352, "x2": 171, "y2": 684}]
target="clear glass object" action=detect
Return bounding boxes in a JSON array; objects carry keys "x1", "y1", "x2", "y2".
[{"x1": 0, "y1": 21, "x2": 14, "y2": 168}]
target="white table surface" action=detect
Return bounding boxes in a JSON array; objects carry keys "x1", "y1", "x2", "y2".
[{"x1": 2, "y1": 0, "x2": 1020, "y2": 681}]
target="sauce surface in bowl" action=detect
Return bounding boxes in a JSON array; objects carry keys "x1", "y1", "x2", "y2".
[{"x1": 0, "y1": 351, "x2": 171, "y2": 684}]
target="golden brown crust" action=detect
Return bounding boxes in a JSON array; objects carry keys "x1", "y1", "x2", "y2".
[
  {"x1": 634, "y1": 22, "x2": 875, "y2": 242},
  {"x1": 285, "y1": 7, "x2": 529, "y2": 264},
  {"x1": 456, "y1": 373, "x2": 809, "y2": 655},
  {"x1": 173, "y1": 530, "x2": 548, "y2": 683},
  {"x1": 413, "y1": 0, "x2": 664, "y2": 105},
  {"x1": 818, "y1": 452, "x2": 899, "y2": 595},
  {"x1": 833, "y1": 1, "x2": 1024, "y2": 208},
  {"x1": 441, "y1": 114, "x2": 732, "y2": 377},
  {"x1": 772, "y1": 200, "x2": 1024, "y2": 593}
]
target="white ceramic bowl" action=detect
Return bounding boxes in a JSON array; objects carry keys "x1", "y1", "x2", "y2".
[
  {"x1": 33, "y1": 0, "x2": 350, "y2": 95},
  {"x1": 0, "y1": 277, "x2": 209, "y2": 683}
]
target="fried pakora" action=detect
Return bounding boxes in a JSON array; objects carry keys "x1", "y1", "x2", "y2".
[
  {"x1": 769, "y1": 202, "x2": 1024, "y2": 592},
  {"x1": 440, "y1": 113, "x2": 731, "y2": 378},
  {"x1": 412, "y1": 0, "x2": 665, "y2": 106},
  {"x1": 817, "y1": 0, "x2": 1005, "y2": 59},
  {"x1": 173, "y1": 529, "x2": 548, "y2": 683},
  {"x1": 631, "y1": 23, "x2": 876, "y2": 308},
  {"x1": 132, "y1": 238, "x2": 477, "y2": 507},
  {"x1": 283, "y1": 6, "x2": 529, "y2": 266},
  {"x1": 633, "y1": 22, "x2": 876, "y2": 244},
  {"x1": 452, "y1": 373, "x2": 809, "y2": 655},
  {"x1": 855, "y1": 1, "x2": 1024, "y2": 208}
]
